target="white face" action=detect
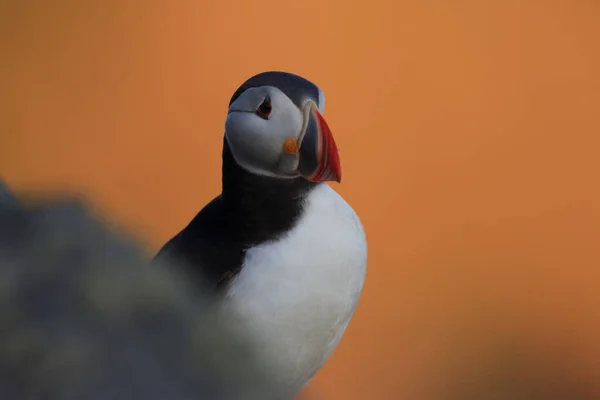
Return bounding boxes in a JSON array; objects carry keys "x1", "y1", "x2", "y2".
[{"x1": 225, "y1": 85, "x2": 324, "y2": 179}]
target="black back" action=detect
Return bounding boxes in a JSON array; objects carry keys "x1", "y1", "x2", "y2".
[{"x1": 153, "y1": 72, "x2": 323, "y2": 292}]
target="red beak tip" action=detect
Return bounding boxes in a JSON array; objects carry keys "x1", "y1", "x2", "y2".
[{"x1": 311, "y1": 104, "x2": 343, "y2": 184}]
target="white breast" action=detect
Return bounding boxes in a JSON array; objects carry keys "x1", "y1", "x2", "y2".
[{"x1": 222, "y1": 183, "x2": 367, "y2": 398}]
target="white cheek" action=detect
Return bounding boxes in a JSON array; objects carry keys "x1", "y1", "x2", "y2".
[
  {"x1": 224, "y1": 88, "x2": 305, "y2": 177},
  {"x1": 270, "y1": 106, "x2": 304, "y2": 142},
  {"x1": 225, "y1": 113, "x2": 284, "y2": 173}
]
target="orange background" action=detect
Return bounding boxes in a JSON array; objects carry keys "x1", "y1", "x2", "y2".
[{"x1": 2, "y1": 1, "x2": 600, "y2": 398}]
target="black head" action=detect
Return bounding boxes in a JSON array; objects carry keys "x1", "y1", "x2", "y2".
[
  {"x1": 223, "y1": 71, "x2": 341, "y2": 187},
  {"x1": 229, "y1": 71, "x2": 325, "y2": 111}
]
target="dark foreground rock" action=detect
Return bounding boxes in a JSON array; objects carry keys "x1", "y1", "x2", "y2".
[{"x1": 0, "y1": 180, "x2": 289, "y2": 400}]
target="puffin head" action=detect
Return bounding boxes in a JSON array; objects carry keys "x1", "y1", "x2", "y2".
[{"x1": 225, "y1": 71, "x2": 341, "y2": 183}]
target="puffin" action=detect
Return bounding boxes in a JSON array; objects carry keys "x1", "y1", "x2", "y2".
[{"x1": 154, "y1": 71, "x2": 367, "y2": 398}]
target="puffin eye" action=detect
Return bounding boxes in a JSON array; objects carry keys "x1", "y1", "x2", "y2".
[{"x1": 256, "y1": 96, "x2": 272, "y2": 120}]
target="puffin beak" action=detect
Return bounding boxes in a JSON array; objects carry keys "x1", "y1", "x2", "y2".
[{"x1": 296, "y1": 102, "x2": 342, "y2": 183}]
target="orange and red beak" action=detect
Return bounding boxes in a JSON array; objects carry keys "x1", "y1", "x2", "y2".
[{"x1": 297, "y1": 102, "x2": 342, "y2": 183}]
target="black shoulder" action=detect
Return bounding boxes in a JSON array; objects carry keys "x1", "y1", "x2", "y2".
[{"x1": 153, "y1": 195, "x2": 245, "y2": 291}]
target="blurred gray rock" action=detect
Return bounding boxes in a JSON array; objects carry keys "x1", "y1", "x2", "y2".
[{"x1": 0, "y1": 180, "x2": 289, "y2": 400}]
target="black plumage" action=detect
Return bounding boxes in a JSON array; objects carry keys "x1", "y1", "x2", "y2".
[{"x1": 153, "y1": 72, "x2": 325, "y2": 291}]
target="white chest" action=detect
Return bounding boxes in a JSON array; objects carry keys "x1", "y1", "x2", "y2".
[{"x1": 222, "y1": 184, "x2": 367, "y2": 396}]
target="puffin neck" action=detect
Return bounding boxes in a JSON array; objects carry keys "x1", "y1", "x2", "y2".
[{"x1": 220, "y1": 139, "x2": 317, "y2": 244}]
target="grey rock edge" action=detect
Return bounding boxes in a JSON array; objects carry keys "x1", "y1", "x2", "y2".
[{"x1": 0, "y1": 180, "x2": 299, "y2": 400}]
